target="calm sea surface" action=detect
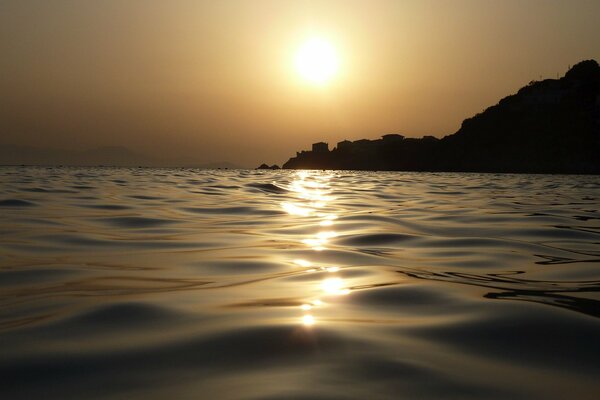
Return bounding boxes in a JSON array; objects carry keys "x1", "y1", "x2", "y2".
[{"x1": 1, "y1": 167, "x2": 599, "y2": 399}]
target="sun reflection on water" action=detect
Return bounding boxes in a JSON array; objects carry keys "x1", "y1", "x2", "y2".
[
  {"x1": 322, "y1": 278, "x2": 350, "y2": 295},
  {"x1": 279, "y1": 171, "x2": 353, "y2": 327},
  {"x1": 281, "y1": 202, "x2": 313, "y2": 217},
  {"x1": 293, "y1": 259, "x2": 312, "y2": 267},
  {"x1": 302, "y1": 314, "x2": 315, "y2": 326}
]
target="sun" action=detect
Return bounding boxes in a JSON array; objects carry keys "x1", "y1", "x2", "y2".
[{"x1": 295, "y1": 37, "x2": 339, "y2": 85}]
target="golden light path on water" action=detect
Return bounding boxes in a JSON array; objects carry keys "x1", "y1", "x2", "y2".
[{"x1": 280, "y1": 171, "x2": 350, "y2": 327}]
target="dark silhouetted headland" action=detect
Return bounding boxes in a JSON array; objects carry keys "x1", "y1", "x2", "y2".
[{"x1": 282, "y1": 60, "x2": 600, "y2": 174}]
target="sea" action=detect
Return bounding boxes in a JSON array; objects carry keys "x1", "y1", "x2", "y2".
[{"x1": 1, "y1": 166, "x2": 599, "y2": 399}]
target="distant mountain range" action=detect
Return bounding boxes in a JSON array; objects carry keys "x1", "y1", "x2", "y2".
[
  {"x1": 0, "y1": 144, "x2": 243, "y2": 169},
  {"x1": 283, "y1": 60, "x2": 600, "y2": 174}
]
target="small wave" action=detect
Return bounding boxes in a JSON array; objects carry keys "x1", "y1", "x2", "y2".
[
  {"x1": 128, "y1": 195, "x2": 164, "y2": 200},
  {"x1": 0, "y1": 199, "x2": 37, "y2": 207},
  {"x1": 81, "y1": 204, "x2": 132, "y2": 210},
  {"x1": 97, "y1": 216, "x2": 177, "y2": 228},
  {"x1": 408, "y1": 307, "x2": 600, "y2": 372},
  {"x1": 338, "y1": 232, "x2": 420, "y2": 246},
  {"x1": 195, "y1": 260, "x2": 283, "y2": 274},
  {"x1": 181, "y1": 206, "x2": 282, "y2": 216},
  {"x1": 64, "y1": 302, "x2": 187, "y2": 329},
  {"x1": 70, "y1": 185, "x2": 96, "y2": 190},
  {"x1": 21, "y1": 187, "x2": 49, "y2": 193},
  {"x1": 246, "y1": 182, "x2": 289, "y2": 194}
]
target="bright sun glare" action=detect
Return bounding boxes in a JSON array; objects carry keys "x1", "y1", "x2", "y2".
[{"x1": 295, "y1": 37, "x2": 339, "y2": 84}]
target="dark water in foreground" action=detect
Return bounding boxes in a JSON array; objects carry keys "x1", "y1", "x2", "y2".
[{"x1": 1, "y1": 167, "x2": 599, "y2": 399}]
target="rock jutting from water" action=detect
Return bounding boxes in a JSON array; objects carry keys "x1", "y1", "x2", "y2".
[{"x1": 257, "y1": 163, "x2": 281, "y2": 170}]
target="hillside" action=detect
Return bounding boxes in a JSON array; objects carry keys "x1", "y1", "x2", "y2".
[{"x1": 283, "y1": 60, "x2": 600, "y2": 174}]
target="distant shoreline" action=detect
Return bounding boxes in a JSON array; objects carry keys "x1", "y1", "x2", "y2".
[{"x1": 2, "y1": 164, "x2": 599, "y2": 176}]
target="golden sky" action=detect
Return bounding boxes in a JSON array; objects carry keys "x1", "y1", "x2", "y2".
[{"x1": 1, "y1": 0, "x2": 599, "y2": 166}]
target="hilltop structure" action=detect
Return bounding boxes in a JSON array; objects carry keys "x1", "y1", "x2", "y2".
[
  {"x1": 312, "y1": 142, "x2": 329, "y2": 153},
  {"x1": 282, "y1": 60, "x2": 600, "y2": 174}
]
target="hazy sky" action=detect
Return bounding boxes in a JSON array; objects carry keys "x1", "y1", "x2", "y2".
[{"x1": 1, "y1": 0, "x2": 599, "y2": 166}]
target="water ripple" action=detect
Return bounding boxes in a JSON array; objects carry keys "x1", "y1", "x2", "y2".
[{"x1": 0, "y1": 167, "x2": 599, "y2": 399}]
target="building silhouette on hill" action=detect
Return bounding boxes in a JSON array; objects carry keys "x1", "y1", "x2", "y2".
[{"x1": 312, "y1": 142, "x2": 329, "y2": 153}]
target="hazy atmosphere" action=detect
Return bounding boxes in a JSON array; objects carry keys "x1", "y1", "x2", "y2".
[
  {"x1": 2, "y1": 3, "x2": 600, "y2": 399},
  {"x1": 1, "y1": 0, "x2": 599, "y2": 166}
]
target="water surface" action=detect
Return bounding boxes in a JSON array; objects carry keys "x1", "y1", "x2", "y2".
[{"x1": 1, "y1": 167, "x2": 599, "y2": 399}]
